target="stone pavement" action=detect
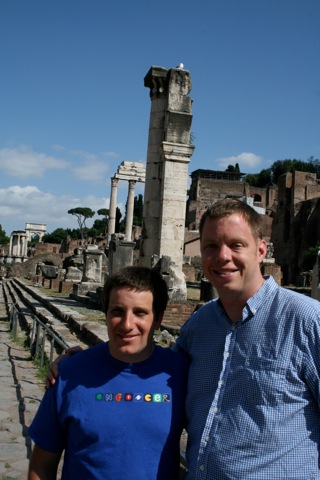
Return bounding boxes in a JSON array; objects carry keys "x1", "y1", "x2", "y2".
[{"x1": 0, "y1": 290, "x2": 44, "y2": 480}]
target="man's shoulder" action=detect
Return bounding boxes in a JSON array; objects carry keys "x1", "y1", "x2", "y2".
[
  {"x1": 60, "y1": 343, "x2": 106, "y2": 372},
  {"x1": 277, "y1": 285, "x2": 320, "y2": 310},
  {"x1": 155, "y1": 345, "x2": 190, "y2": 369},
  {"x1": 155, "y1": 344, "x2": 187, "y2": 359},
  {"x1": 183, "y1": 298, "x2": 219, "y2": 327}
]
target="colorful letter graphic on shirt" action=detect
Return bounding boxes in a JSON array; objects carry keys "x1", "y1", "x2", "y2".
[{"x1": 96, "y1": 392, "x2": 171, "y2": 403}]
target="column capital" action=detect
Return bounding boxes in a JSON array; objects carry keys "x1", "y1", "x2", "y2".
[
  {"x1": 144, "y1": 66, "x2": 192, "y2": 99},
  {"x1": 161, "y1": 141, "x2": 195, "y2": 163},
  {"x1": 111, "y1": 177, "x2": 119, "y2": 187},
  {"x1": 128, "y1": 179, "x2": 137, "y2": 188}
]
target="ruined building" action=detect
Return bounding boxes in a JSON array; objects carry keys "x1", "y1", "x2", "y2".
[
  {"x1": 186, "y1": 168, "x2": 277, "y2": 231},
  {"x1": 271, "y1": 170, "x2": 320, "y2": 285},
  {"x1": 184, "y1": 169, "x2": 275, "y2": 258},
  {"x1": 184, "y1": 168, "x2": 320, "y2": 289}
]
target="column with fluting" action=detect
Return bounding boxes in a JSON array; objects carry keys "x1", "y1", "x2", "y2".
[
  {"x1": 125, "y1": 180, "x2": 136, "y2": 241},
  {"x1": 108, "y1": 177, "x2": 119, "y2": 242}
]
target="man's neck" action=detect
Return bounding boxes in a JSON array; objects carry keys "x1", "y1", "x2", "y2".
[{"x1": 219, "y1": 278, "x2": 265, "y2": 323}]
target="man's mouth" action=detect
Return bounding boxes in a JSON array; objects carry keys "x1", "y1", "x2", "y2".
[
  {"x1": 118, "y1": 334, "x2": 138, "y2": 340},
  {"x1": 213, "y1": 270, "x2": 236, "y2": 277}
]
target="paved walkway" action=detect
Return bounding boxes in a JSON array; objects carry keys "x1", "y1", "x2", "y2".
[{"x1": 0, "y1": 290, "x2": 44, "y2": 480}]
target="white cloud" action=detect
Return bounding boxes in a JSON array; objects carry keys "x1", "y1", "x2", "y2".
[
  {"x1": 69, "y1": 149, "x2": 121, "y2": 182},
  {"x1": 0, "y1": 145, "x2": 68, "y2": 178},
  {"x1": 72, "y1": 159, "x2": 110, "y2": 182},
  {"x1": 51, "y1": 144, "x2": 66, "y2": 152},
  {"x1": 217, "y1": 152, "x2": 263, "y2": 172},
  {"x1": 0, "y1": 185, "x2": 110, "y2": 234}
]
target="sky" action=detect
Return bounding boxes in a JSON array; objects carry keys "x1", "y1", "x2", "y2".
[{"x1": 0, "y1": 0, "x2": 319, "y2": 236}]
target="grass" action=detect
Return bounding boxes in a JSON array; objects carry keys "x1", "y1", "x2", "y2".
[
  {"x1": 7, "y1": 320, "x2": 50, "y2": 383},
  {"x1": 33, "y1": 356, "x2": 51, "y2": 383}
]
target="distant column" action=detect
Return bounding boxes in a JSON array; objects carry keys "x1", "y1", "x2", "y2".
[
  {"x1": 108, "y1": 177, "x2": 119, "y2": 242},
  {"x1": 21, "y1": 235, "x2": 28, "y2": 258},
  {"x1": 125, "y1": 180, "x2": 136, "y2": 241},
  {"x1": 9, "y1": 235, "x2": 13, "y2": 256}
]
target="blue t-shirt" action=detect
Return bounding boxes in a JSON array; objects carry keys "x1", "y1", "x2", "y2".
[
  {"x1": 29, "y1": 343, "x2": 189, "y2": 479},
  {"x1": 176, "y1": 276, "x2": 320, "y2": 479}
]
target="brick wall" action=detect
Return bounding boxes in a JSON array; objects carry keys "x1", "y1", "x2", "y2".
[{"x1": 162, "y1": 301, "x2": 199, "y2": 327}]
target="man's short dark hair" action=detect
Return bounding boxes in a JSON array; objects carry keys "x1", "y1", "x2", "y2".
[
  {"x1": 103, "y1": 266, "x2": 168, "y2": 321},
  {"x1": 199, "y1": 199, "x2": 263, "y2": 240}
]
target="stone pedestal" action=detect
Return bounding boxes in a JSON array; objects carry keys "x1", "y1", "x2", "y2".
[
  {"x1": 154, "y1": 256, "x2": 187, "y2": 302},
  {"x1": 65, "y1": 267, "x2": 82, "y2": 282},
  {"x1": 73, "y1": 282, "x2": 102, "y2": 296},
  {"x1": 108, "y1": 235, "x2": 135, "y2": 275},
  {"x1": 82, "y1": 246, "x2": 107, "y2": 284}
]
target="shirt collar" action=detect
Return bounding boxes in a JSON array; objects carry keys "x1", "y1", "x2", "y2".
[{"x1": 246, "y1": 275, "x2": 278, "y2": 317}]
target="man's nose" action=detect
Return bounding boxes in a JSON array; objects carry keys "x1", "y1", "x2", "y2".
[
  {"x1": 216, "y1": 245, "x2": 230, "y2": 261},
  {"x1": 121, "y1": 312, "x2": 134, "y2": 329}
]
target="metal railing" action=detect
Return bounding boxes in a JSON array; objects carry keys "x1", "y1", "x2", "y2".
[{"x1": 8, "y1": 302, "x2": 69, "y2": 366}]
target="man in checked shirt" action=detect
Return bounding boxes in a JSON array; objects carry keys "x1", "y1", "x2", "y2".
[{"x1": 176, "y1": 198, "x2": 320, "y2": 479}]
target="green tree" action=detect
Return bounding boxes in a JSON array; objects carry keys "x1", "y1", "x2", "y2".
[
  {"x1": 87, "y1": 227, "x2": 99, "y2": 238},
  {"x1": 271, "y1": 159, "x2": 318, "y2": 185},
  {"x1": 43, "y1": 228, "x2": 69, "y2": 244},
  {"x1": 226, "y1": 163, "x2": 240, "y2": 173},
  {"x1": 245, "y1": 169, "x2": 272, "y2": 187},
  {"x1": 97, "y1": 208, "x2": 109, "y2": 236},
  {"x1": 68, "y1": 207, "x2": 95, "y2": 242},
  {"x1": 302, "y1": 243, "x2": 320, "y2": 271},
  {"x1": 89, "y1": 220, "x2": 106, "y2": 236},
  {"x1": 0, "y1": 225, "x2": 9, "y2": 246},
  {"x1": 133, "y1": 194, "x2": 143, "y2": 226},
  {"x1": 115, "y1": 207, "x2": 122, "y2": 233},
  {"x1": 308, "y1": 156, "x2": 320, "y2": 178}
]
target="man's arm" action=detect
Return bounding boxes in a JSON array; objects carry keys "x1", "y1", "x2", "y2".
[{"x1": 28, "y1": 444, "x2": 62, "y2": 480}]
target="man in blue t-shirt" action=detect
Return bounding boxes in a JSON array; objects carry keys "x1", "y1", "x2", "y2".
[{"x1": 28, "y1": 266, "x2": 188, "y2": 480}]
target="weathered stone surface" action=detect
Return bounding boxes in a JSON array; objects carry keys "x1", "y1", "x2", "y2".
[
  {"x1": 141, "y1": 66, "x2": 195, "y2": 287},
  {"x1": 0, "y1": 292, "x2": 44, "y2": 480},
  {"x1": 65, "y1": 266, "x2": 82, "y2": 281}
]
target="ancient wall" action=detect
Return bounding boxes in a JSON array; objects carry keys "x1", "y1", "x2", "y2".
[
  {"x1": 185, "y1": 171, "x2": 275, "y2": 231},
  {"x1": 271, "y1": 171, "x2": 320, "y2": 284},
  {"x1": 162, "y1": 302, "x2": 198, "y2": 327}
]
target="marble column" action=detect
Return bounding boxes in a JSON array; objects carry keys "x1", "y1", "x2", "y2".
[
  {"x1": 9, "y1": 235, "x2": 13, "y2": 256},
  {"x1": 108, "y1": 177, "x2": 119, "y2": 242},
  {"x1": 125, "y1": 180, "x2": 136, "y2": 241}
]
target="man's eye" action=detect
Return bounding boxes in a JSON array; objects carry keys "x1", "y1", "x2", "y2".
[
  {"x1": 204, "y1": 245, "x2": 216, "y2": 251},
  {"x1": 110, "y1": 308, "x2": 122, "y2": 315}
]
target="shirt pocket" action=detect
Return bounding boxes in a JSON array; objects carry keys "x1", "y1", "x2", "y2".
[{"x1": 242, "y1": 356, "x2": 288, "y2": 407}]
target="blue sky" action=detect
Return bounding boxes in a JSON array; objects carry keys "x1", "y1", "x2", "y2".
[{"x1": 1, "y1": 0, "x2": 319, "y2": 236}]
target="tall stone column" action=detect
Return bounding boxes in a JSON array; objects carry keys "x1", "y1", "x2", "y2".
[
  {"x1": 9, "y1": 234, "x2": 13, "y2": 256},
  {"x1": 125, "y1": 180, "x2": 136, "y2": 241},
  {"x1": 140, "y1": 66, "x2": 195, "y2": 270},
  {"x1": 108, "y1": 177, "x2": 118, "y2": 242},
  {"x1": 21, "y1": 235, "x2": 26, "y2": 258}
]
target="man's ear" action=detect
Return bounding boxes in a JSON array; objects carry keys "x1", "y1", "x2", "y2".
[{"x1": 258, "y1": 239, "x2": 268, "y2": 263}]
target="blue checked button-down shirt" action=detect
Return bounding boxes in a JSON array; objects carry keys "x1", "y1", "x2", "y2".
[{"x1": 176, "y1": 276, "x2": 320, "y2": 479}]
